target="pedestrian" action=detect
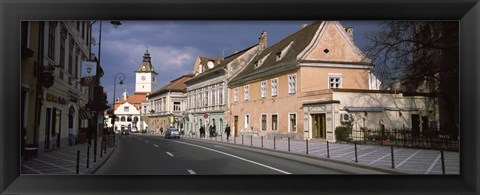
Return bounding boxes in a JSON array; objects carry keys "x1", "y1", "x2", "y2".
[
  {"x1": 160, "y1": 127, "x2": 164, "y2": 135},
  {"x1": 200, "y1": 125, "x2": 205, "y2": 138},
  {"x1": 225, "y1": 124, "x2": 231, "y2": 140}
]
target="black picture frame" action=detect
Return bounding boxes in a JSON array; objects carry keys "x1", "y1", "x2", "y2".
[{"x1": 2, "y1": 0, "x2": 479, "y2": 194}]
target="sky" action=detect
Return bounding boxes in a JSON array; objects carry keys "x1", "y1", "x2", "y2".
[{"x1": 92, "y1": 20, "x2": 384, "y2": 105}]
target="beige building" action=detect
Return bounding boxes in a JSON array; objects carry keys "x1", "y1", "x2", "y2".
[
  {"x1": 228, "y1": 21, "x2": 385, "y2": 141},
  {"x1": 21, "y1": 21, "x2": 93, "y2": 153},
  {"x1": 142, "y1": 74, "x2": 193, "y2": 134}
]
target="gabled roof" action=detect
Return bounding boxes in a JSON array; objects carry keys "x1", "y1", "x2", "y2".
[
  {"x1": 229, "y1": 21, "x2": 372, "y2": 87},
  {"x1": 185, "y1": 44, "x2": 259, "y2": 85},
  {"x1": 148, "y1": 74, "x2": 194, "y2": 97},
  {"x1": 114, "y1": 93, "x2": 147, "y2": 111}
]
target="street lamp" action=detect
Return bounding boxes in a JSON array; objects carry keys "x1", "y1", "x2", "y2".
[
  {"x1": 111, "y1": 72, "x2": 126, "y2": 131},
  {"x1": 89, "y1": 20, "x2": 121, "y2": 163}
]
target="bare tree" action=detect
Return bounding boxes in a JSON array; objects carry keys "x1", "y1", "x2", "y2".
[{"x1": 365, "y1": 21, "x2": 459, "y2": 138}]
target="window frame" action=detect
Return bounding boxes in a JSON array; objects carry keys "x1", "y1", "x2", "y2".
[
  {"x1": 271, "y1": 113, "x2": 278, "y2": 131},
  {"x1": 261, "y1": 113, "x2": 267, "y2": 131},
  {"x1": 233, "y1": 87, "x2": 239, "y2": 102},
  {"x1": 288, "y1": 74, "x2": 297, "y2": 94},
  {"x1": 271, "y1": 78, "x2": 278, "y2": 97},
  {"x1": 288, "y1": 112, "x2": 297, "y2": 132},
  {"x1": 260, "y1": 81, "x2": 267, "y2": 98},
  {"x1": 328, "y1": 73, "x2": 343, "y2": 89},
  {"x1": 244, "y1": 85, "x2": 250, "y2": 101},
  {"x1": 245, "y1": 114, "x2": 250, "y2": 130}
]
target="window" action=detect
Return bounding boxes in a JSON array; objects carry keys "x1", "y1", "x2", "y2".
[
  {"x1": 174, "y1": 102, "x2": 181, "y2": 111},
  {"x1": 271, "y1": 78, "x2": 278, "y2": 97},
  {"x1": 244, "y1": 85, "x2": 250, "y2": 101},
  {"x1": 163, "y1": 98, "x2": 166, "y2": 111},
  {"x1": 68, "y1": 40, "x2": 74, "y2": 75},
  {"x1": 121, "y1": 116, "x2": 126, "y2": 122},
  {"x1": 245, "y1": 114, "x2": 250, "y2": 129},
  {"x1": 212, "y1": 89, "x2": 216, "y2": 105},
  {"x1": 288, "y1": 75, "x2": 296, "y2": 94},
  {"x1": 329, "y1": 74, "x2": 342, "y2": 89},
  {"x1": 272, "y1": 114, "x2": 278, "y2": 131},
  {"x1": 143, "y1": 106, "x2": 146, "y2": 114},
  {"x1": 127, "y1": 116, "x2": 132, "y2": 122},
  {"x1": 124, "y1": 106, "x2": 129, "y2": 112},
  {"x1": 48, "y1": 22, "x2": 56, "y2": 59},
  {"x1": 260, "y1": 81, "x2": 267, "y2": 98},
  {"x1": 233, "y1": 88, "x2": 239, "y2": 102},
  {"x1": 261, "y1": 114, "x2": 267, "y2": 131},
  {"x1": 158, "y1": 100, "x2": 162, "y2": 112},
  {"x1": 60, "y1": 29, "x2": 66, "y2": 69},
  {"x1": 289, "y1": 113, "x2": 297, "y2": 132},
  {"x1": 219, "y1": 87, "x2": 223, "y2": 105},
  {"x1": 276, "y1": 52, "x2": 282, "y2": 61},
  {"x1": 205, "y1": 91, "x2": 209, "y2": 107}
]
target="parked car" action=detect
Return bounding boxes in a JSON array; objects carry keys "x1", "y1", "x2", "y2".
[
  {"x1": 165, "y1": 128, "x2": 180, "y2": 139},
  {"x1": 121, "y1": 129, "x2": 130, "y2": 135}
]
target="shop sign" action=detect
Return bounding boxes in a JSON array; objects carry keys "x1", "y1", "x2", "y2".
[{"x1": 46, "y1": 93, "x2": 67, "y2": 105}]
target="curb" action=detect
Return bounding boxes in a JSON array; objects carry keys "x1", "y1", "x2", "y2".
[
  {"x1": 182, "y1": 136, "x2": 405, "y2": 174},
  {"x1": 88, "y1": 145, "x2": 117, "y2": 174}
]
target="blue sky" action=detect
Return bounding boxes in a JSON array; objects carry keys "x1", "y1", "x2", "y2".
[{"x1": 92, "y1": 21, "x2": 383, "y2": 104}]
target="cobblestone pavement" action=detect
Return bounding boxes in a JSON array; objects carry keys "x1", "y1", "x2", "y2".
[
  {"x1": 21, "y1": 136, "x2": 116, "y2": 175},
  {"x1": 182, "y1": 133, "x2": 459, "y2": 174}
]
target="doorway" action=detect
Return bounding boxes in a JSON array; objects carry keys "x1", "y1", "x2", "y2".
[
  {"x1": 234, "y1": 116, "x2": 238, "y2": 137},
  {"x1": 311, "y1": 113, "x2": 326, "y2": 139}
]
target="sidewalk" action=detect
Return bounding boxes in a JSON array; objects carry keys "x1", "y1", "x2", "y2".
[
  {"x1": 182, "y1": 133, "x2": 459, "y2": 174},
  {"x1": 21, "y1": 136, "x2": 116, "y2": 175}
]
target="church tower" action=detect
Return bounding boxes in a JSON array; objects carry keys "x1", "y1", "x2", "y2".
[{"x1": 135, "y1": 49, "x2": 158, "y2": 94}]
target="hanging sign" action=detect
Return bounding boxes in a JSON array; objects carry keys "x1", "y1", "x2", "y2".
[{"x1": 80, "y1": 61, "x2": 97, "y2": 86}]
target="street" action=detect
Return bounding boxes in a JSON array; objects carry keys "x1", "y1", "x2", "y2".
[{"x1": 95, "y1": 134, "x2": 387, "y2": 175}]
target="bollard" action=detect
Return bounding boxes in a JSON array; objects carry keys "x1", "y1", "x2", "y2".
[
  {"x1": 441, "y1": 150, "x2": 446, "y2": 174},
  {"x1": 288, "y1": 137, "x2": 290, "y2": 152},
  {"x1": 306, "y1": 139, "x2": 309, "y2": 154},
  {"x1": 327, "y1": 141, "x2": 330, "y2": 158},
  {"x1": 100, "y1": 141, "x2": 103, "y2": 158},
  {"x1": 261, "y1": 136, "x2": 263, "y2": 148},
  {"x1": 242, "y1": 135, "x2": 244, "y2": 145},
  {"x1": 274, "y1": 137, "x2": 276, "y2": 150},
  {"x1": 251, "y1": 135, "x2": 253, "y2": 146},
  {"x1": 76, "y1": 150, "x2": 80, "y2": 174},
  {"x1": 86, "y1": 146, "x2": 90, "y2": 168},
  {"x1": 391, "y1": 144, "x2": 395, "y2": 169},
  {"x1": 354, "y1": 142, "x2": 358, "y2": 162}
]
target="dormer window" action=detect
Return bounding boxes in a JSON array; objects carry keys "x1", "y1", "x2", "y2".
[
  {"x1": 276, "y1": 41, "x2": 294, "y2": 61},
  {"x1": 254, "y1": 52, "x2": 271, "y2": 69}
]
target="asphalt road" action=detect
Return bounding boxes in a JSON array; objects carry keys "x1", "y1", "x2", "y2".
[{"x1": 95, "y1": 134, "x2": 386, "y2": 175}]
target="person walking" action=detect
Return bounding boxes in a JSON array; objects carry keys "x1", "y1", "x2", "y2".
[{"x1": 225, "y1": 124, "x2": 231, "y2": 141}]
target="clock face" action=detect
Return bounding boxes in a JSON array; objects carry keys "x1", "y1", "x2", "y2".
[
  {"x1": 141, "y1": 76, "x2": 146, "y2": 81},
  {"x1": 142, "y1": 66, "x2": 146, "y2": 71}
]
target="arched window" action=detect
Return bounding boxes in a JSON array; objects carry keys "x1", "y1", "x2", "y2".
[
  {"x1": 121, "y1": 116, "x2": 126, "y2": 122},
  {"x1": 68, "y1": 106, "x2": 75, "y2": 128},
  {"x1": 133, "y1": 116, "x2": 139, "y2": 122},
  {"x1": 127, "y1": 116, "x2": 132, "y2": 122}
]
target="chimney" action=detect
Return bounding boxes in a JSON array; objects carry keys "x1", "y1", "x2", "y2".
[
  {"x1": 123, "y1": 89, "x2": 128, "y2": 100},
  {"x1": 345, "y1": 27, "x2": 353, "y2": 41},
  {"x1": 258, "y1": 31, "x2": 268, "y2": 50}
]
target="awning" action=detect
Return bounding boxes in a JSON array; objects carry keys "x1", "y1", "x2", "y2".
[
  {"x1": 345, "y1": 106, "x2": 384, "y2": 112},
  {"x1": 79, "y1": 109, "x2": 92, "y2": 119}
]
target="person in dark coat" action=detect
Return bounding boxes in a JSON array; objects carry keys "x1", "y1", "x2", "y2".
[
  {"x1": 200, "y1": 125, "x2": 205, "y2": 138},
  {"x1": 224, "y1": 124, "x2": 231, "y2": 140}
]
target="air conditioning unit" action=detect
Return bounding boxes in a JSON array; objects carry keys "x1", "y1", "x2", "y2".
[{"x1": 340, "y1": 113, "x2": 352, "y2": 123}]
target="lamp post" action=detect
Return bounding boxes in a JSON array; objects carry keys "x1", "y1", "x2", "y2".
[
  {"x1": 111, "y1": 73, "x2": 126, "y2": 131},
  {"x1": 89, "y1": 20, "x2": 121, "y2": 162}
]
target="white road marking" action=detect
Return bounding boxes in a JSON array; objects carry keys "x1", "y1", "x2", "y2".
[
  {"x1": 174, "y1": 141, "x2": 291, "y2": 174},
  {"x1": 188, "y1": 169, "x2": 196, "y2": 175},
  {"x1": 153, "y1": 144, "x2": 159, "y2": 147},
  {"x1": 396, "y1": 150, "x2": 422, "y2": 168},
  {"x1": 425, "y1": 153, "x2": 441, "y2": 174},
  {"x1": 367, "y1": 149, "x2": 403, "y2": 166},
  {"x1": 166, "y1": 152, "x2": 174, "y2": 157},
  {"x1": 32, "y1": 158, "x2": 76, "y2": 173},
  {"x1": 22, "y1": 164, "x2": 44, "y2": 174}
]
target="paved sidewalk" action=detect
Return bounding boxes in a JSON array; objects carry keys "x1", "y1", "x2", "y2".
[
  {"x1": 182, "y1": 133, "x2": 459, "y2": 174},
  {"x1": 21, "y1": 136, "x2": 116, "y2": 175}
]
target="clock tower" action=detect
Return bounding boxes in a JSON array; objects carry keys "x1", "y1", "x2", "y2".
[{"x1": 135, "y1": 49, "x2": 158, "y2": 93}]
